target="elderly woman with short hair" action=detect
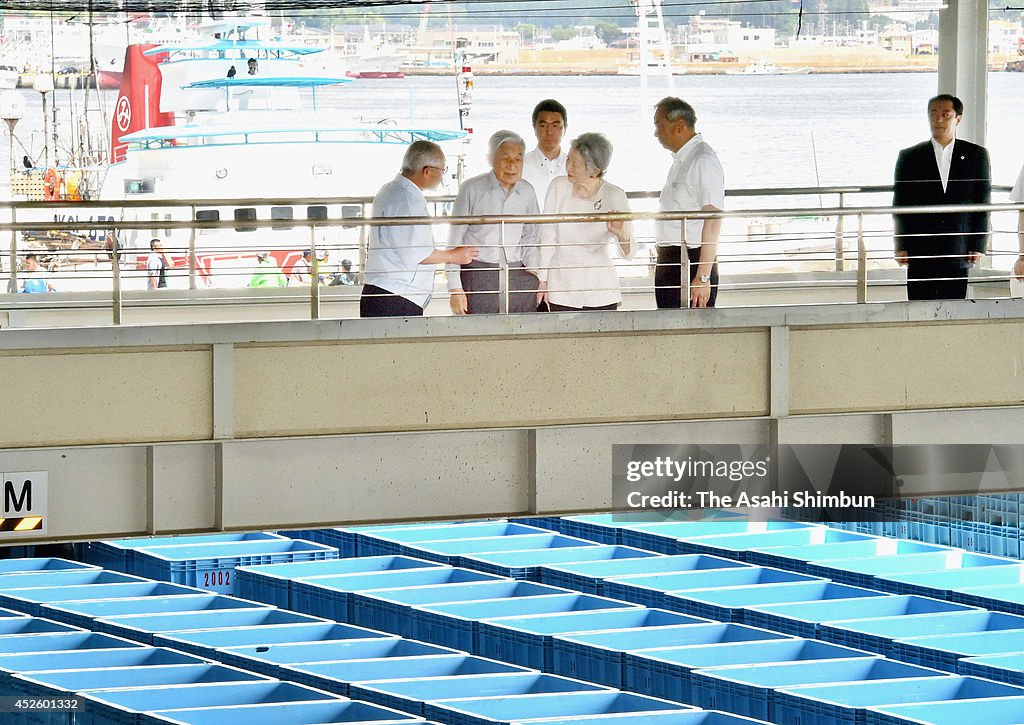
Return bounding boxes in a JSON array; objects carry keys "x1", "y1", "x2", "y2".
[{"x1": 537, "y1": 132, "x2": 632, "y2": 311}]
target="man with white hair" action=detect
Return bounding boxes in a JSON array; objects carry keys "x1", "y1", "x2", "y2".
[
  {"x1": 448, "y1": 130, "x2": 541, "y2": 315},
  {"x1": 361, "y1": 140, "x2": 479, "y2": 317}
]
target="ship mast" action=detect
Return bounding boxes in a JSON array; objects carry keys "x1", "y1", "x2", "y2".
[{"x1": 632, "y1": 0, "x2": 674, "y2": 113}]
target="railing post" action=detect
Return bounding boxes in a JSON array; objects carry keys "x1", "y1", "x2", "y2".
[
  {"x1": 188, "y1": 204, "x2": 197, "y2": 290},
  {"x1": 500, "y1": 220, "x2": 508, "y2": 315},
  {"x1": 310, "y1": 224, "x2": 320, "y2": 320},
  {"x1": 111, "y1": 244, "x2": 123, "y2": 325},
  {"x1": 834, "y1": 192, "x2": 846, "y2": 272},
  {"x1": 8, "y1": 207, "x2": 17, "y2": 293},
  {"x1": 357, "y1": 203, "x2": 367, "y2": 286},
  {"x1": 857, "y1": 212, "x2": 867, "y2": 304},
  {"x1": 681, "y1": 216, "x2": 690, "y2": 309}
]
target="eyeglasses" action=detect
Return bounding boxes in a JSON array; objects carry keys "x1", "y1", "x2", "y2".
[{"x1": 426, "y1": 165, "x2": 448, "y2": 175}]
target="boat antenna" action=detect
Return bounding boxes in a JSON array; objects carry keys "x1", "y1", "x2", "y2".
[{"x1": 810, "y1": 128, "x2": 822, "y2": 208}]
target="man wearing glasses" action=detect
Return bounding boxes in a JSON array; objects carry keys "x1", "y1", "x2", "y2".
[
  {"x1": 361, "y1": 141, "x2": 479, "y2": 317},
  {"x1": 893, "y1": 95, "x2": 991, "y2": 301}
]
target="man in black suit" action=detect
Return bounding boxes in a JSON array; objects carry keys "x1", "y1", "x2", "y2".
[{"x1": 893, "y1": 94, "x2": 991, "y2": 300}]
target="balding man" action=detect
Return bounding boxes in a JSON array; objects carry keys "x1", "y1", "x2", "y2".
[
  {"x1": 448, "y1": 130, "x2": 541, "y2": 315},
  {"x1": 361, "y1": 140, "x2": 479, "y2": 317}
]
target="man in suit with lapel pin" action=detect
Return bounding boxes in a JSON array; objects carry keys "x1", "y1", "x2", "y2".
[{"x1": 893, "y1": 94, "x2": 991, "y2": 300}]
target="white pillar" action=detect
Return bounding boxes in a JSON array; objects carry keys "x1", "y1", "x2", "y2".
[{"x1": 938, "y1": 0, "x2": 989, "y2": 145}]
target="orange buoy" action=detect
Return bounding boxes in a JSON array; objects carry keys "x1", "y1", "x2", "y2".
[{"x1": 42, "y1": 167, "x2": 62, "y2": 201}]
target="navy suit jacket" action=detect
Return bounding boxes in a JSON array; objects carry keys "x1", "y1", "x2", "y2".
[{"x1": 892, "y1": 138, "x2": 991, "y2": 268}]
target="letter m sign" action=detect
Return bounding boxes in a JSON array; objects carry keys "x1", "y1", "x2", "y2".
[{"x1": 1, "y1": 471, "x2": 47, "y2": 534}]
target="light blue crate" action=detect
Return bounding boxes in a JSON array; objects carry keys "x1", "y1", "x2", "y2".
[
  {"x1": 82, "y1": 532, "x2": 286, "y2": 574},
  {"x1": 619, "y1": 521, "x2": 810, "y2": 555},
  {"x1": 0, "y1": 558, "x2": 98, "y2": 575},
  {"x1": 152, "y1": 622, "x2": 387, "y2": 659},
  {"x1": 958, "y1": 653, "x2": 1024, "y2": 685},
  {"x1": 551, "y1": 623, "x2": 795, "y2": 689},
  {"x1": 348, "y1": 580, "x2": 561, "y2": 636},
  {"x1": 290, "y1": 567, "x2": 500, "y2": 622},
  {"x1": 774, "y1": 675, "x2": 1024, "y2": 725},
  {"x1": 662, "y1": 581, "x2": 889, "y2": 623},
  {"x1": 602, "y1": 566, "x2": 822, "y2": 609},
  {"x1": 475, "y1": 608, "x2": 708, "y2": 671},
  {"x1": 949, "y1": 521, "x2": 1021, "y2": 558},
  {"x1": 147, "y1": 700, "x2": 419, "y2": 725},
  {"x1": 275, "y1": 528, "x2": 358, "y2": 557},
  {"x1": 348, "y1": 672, "x2": 609, "y2": 717},
  {"x1": 623, "y1": 639, "x2": 878, "y2": 704},
  {"x1": 412, "y1": 592, "x2": 638, "y2": 653},
  {"x1": 130, "y1": 539, "x2": 339, "y2": 594},
  {"x1": 892, "y1": 629, "x2": 1024, "y2": 672},
  {"x1": 40, "y1": 594, "x2": 265, "y2": 630},
  {"x1": 423, "y1": 690, "x2": 691, "y2": 725},
  {"x1": 93, "y1": 608, "x2": 325, "y2": 646},
  {"x1": 559, "y1": 512, "x2": 748, "y2": 545},
  {"x1": 233, "y1": 555, "x2": 448, "y2": 608},
  {"x1": 355, "y1": 521, "x2": 546, "y2": 558},
  {"x1": 745, "y1": 539, "x2": 948, "y2": 573},
  {"x1": 953, "y1": 582, "x2": 1024, "y2": 615},
  {"x1": 0, "y1": 571, "x2": 146, "y2": 600},
  {"x1": 806, "y1": 551, "x2": 1013, "y2": 590},
  {"x1": 744, "y1": 594, "x2": 977, "y2": 639},
  {"x1": 882, "y1": 564, "x2": 1024, "y2": 599},
  {"x1": 280, "y1": 654, "x2": 530, "y2": 697},
  {"x1": 0, "y1": 581, "x2": 205, "y2": 617},
  {"x1": 458, "y1": 545, "x2": 659, "y2": 581},
  {"x1": 819, "y1": 610, "x2": 1024, "y2": 657},
  {"x1": 0, "y1": 646, "x2": 205, "y2": 691},
  {"x1": 80, "y1": 680, "x2": 340, "y2": 725},
  {"x1": 0, "y1": 617, "x2": 82, "y2": 636},
  {"x1": 672, "y1": 529, "x2": 875, "y2": 560},
  {"x1": 215, "y1": 638, "x2": 452, "y2": 680},
  {"x1": 406, "y1": 534, "x2": 601, "y2": 567},
  {"x1": 537, "y1": 555, "x2": 746, "y2": 596},
  {"x1": 506, "y1": 713, "x2": 770, "y2": 725},
  {"x1": 0, "y1": 631, "x2": 141, "y2": 658},
  {"x1": 690, "y1": 658, "x2": 944, "y2": 723},
  {"x1": 863, "y1": 696, "x2": 1024, "y2": 725}
]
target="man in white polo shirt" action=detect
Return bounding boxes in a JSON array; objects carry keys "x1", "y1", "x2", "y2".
[
  {"x1": 360, "y1": 140, "x2": 479, "y2": 317},
  {"x1": 522, "y1": 99, "x2": 568, "y2": 208},
  {"x1": 654, "y1": 96, "x2": 725, "y2": 309}
]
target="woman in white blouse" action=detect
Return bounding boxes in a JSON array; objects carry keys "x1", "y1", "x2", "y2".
[{"x1": 537, "y1": 133, "x2": 632, "y2": 311}]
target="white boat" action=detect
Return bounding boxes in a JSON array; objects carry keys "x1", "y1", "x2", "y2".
[
  {"x1": 342, "y1": 29, "x2": 405, "y2": 79},
  {"x1": 0, "y1": 65, "x2": 20, "y2": 90},
  {"x1": 90, "y1": 16, "x2": 465, "y2": 286},
  {"x1": 726, "y1": 60, "x2": 811, "y2": 76}
]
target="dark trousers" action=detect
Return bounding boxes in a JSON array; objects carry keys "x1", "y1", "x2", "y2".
[
  {"x1": 359, "y1": 284, "x2": 424, "y2": 317},
  {"x1": 458, "y1": 260, "x2": 540, "y2": 314},
  {"x1": 655, "y1": 245, "x2": 719, "y2": 309},
  {"x1": 548, "y1": 302, "x2": 619, "y2": 312},
  {"x1": 906, "y1": 260, "x2": 969, "y2": 301}
]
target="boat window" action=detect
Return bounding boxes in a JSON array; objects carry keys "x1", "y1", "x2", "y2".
[
  {"x1": 195, "y1": 209, "x2": 219, "y2": 236},
  {"x1": 234, "y1": 207, "x2": 257, "y2": 232},
  {"x1": 341, "y1": 204, "x2": 363, "y2": 230},
  {"x1": 306, "y1": 205, "x2": 328, "y2": 220},
  {"x1": 271, "y1": 206, "x2": 294, "y2": 231}
]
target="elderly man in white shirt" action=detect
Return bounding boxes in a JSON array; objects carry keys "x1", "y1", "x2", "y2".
[
  {"x1": 654, "y1": 96, "x2": 725, "y2": 309},
  {"x1": 448, "y1": 130, "x2": 541, "y2": 315},
  {"x1": 360, "y1": 140, "x2": 479, "y2": 317},
  {"x1": 521, "y1": 99, "x2": 568, "y2": 208}
]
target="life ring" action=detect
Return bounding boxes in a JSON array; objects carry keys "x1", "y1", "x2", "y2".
[{"x1": 42, "y1": 168, "x2": 62, "y2": 201}]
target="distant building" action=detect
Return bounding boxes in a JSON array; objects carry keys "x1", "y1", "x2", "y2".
[
  {"x1": 674, "y1": 18, "x2": 775, "y2": 61},
  {"x1": 407, "y1": 28, "x2": 521, "y2": 65},
  {"x1": 989, "y1": 20, "x2": 1023, "y2": 55}
]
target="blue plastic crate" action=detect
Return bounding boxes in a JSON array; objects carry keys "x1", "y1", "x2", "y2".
[
  {"x1": 413, "y1": 592, "x2": 638, "y2": 653},
  {"x1": 806, "y1": 551, "x2": 1012, "y2": 590},
  {"x1": 887, "y1": 514, "x2": 952, "y2": 547},
  {"x1": 0, "y1": 581, "x2": 206, "y2": 617},
  {"x1": 290, "y1": 567, "x2": 501, "y2": 622},
  {"x1": 556, "y1": 512, "x2": 746, "y2": 545},
  {"x1": 881, "y1": 564, "x2": 1024, "y2": 599},
  {"x1": 619, "y1": 521, "x2": 811, "y2": 555},
  {"x1": 745, "y1": 539, "x2": 948, "y2": 573},
  {"x1": 40, "y1": 594, "x2": 266, "y2": 630},
  {"x1": 819, "y1": 610, "x2": 1024, "y2": 657},
  {"x1": 0, "y1": 558, "x2": 99, "y2": 575},
  {"x1": 275, "y1": 529, "x2": 358, "y2": 557},
  {"x1": 0, "y1": 570, "x2": 146, "y2": 599},
  {"x1": 505, "y1": 714, "x2": 773, "y2": 725},
  {"x1": 423, "y1": 690, "x2": 691, "y2": 725},
  {"x1": 0, "y1": 646, "x2": 205, "y2": 693},
  {"x1": 93, "y1": 608, "x2": 325, "y2": 646},
  {"x1": 152, "y1": 622, "x2": 387, "y2": 659},
  {"x1": 476, "y1": 608, "x2": 708, "y2": 670},
  {"x1": 146, "y1": 699, "x2": 417, "y2": 724},
  {"x1": 949, "y1": 521, "x2": 1021, "y2": 558},
  {"x1": 892, "y1": 629, "x2": 1024, "y2": 672},
  {"x1": 507, "y1": 515, "x2": 564, "y2": 533},
  {"x1": 82, "y1": 532, "x2": 286, "y2": 574},
  {"x1": 280, "y1": 654, "x2": 530, "y2": 698},
  {"x1": 347, "y1": 580, "x2": 562, "y2": 636},
  {"x1": 458, "y1": 545, "x2": 658, "y2": 581},
  {"x1": 234, "y1": 555, "x2": 448, "y2": 608},
  {"x1": 958, "y1": 653, "x2": 1024, "y2": 686},
  {"x1": 953, "y1": 582, "x2": 1024, "y2": 615},
  {"x1": 348, "y1": 672, "x2": 610, "y2": 717},
  {"x1": 551, "y1": 623, "x2": 794, "y2": 689},
  {"x1": 538, "y1": 554, "x2": 741, "y2": 596},
  {"x1": 662, "y1": 581, "x2": 889, "y2": 623},
  {"x1": 130, "y1": 539, "x2": 339, "y2": 594},
  {"x1": 355, "y1": 521, "x2": 547, "y2": 557},
  {"x1": 863, "y1": 696, "x2": 1024, "y2": 725},
  {"x1": 406, "y1": 534, "x2": 601, "y2": 567},
  {"x1": 80, "y1": 680, "x2": 340, "y2": 725},
  {"x1": 774, "y1": 675, "x2": 1024, "y2": 725},
  {"x1": 216, "y1": 637, "x2": 451, "y2": 680},
  {"x1": 690, "y1": 658, "x2": 944, "y2": 723},
  {"x1": 744, "y1": 594, "x2": 977, "y2": 639},
  {"x1": 602, "y1": 566, "x2": 822, "y2": 609},
  {"x1": 623, "y1": 639, "x2": 878, "y2": 704},
  {"x1": 671, "y1": 528, "x2": 874, "y2": 560}
]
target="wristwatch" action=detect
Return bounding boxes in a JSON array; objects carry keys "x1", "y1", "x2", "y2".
[{"x1": 698, "y1": 274, "x2": 711, "y2": 283}]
